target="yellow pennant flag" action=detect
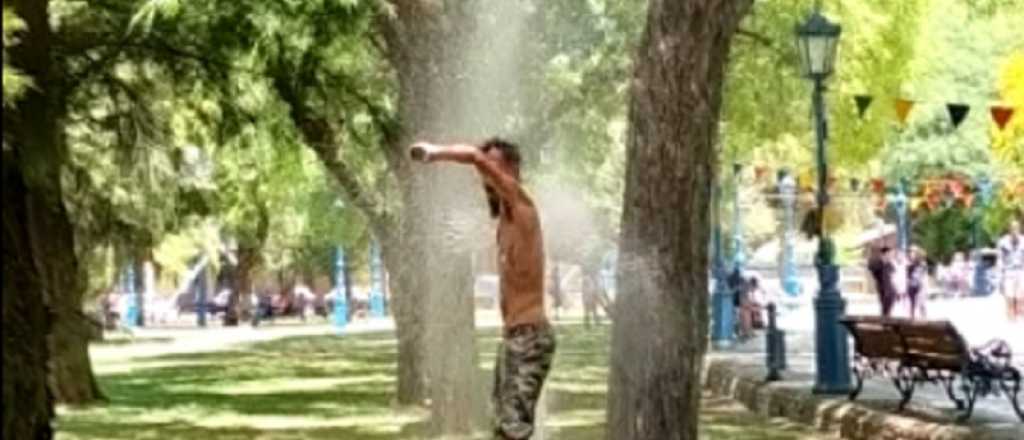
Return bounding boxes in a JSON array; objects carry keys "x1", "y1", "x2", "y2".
[{"x1": 894, "y1": 99, "x2": 916, "y2": 125}]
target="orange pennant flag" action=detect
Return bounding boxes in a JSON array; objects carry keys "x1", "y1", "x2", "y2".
[
  {"x1": 991, "y1": 106, "x2": 1015, "y2": 130},
  {"x1": 894, "y1": 99, "x2": 915, "y2": 125}
]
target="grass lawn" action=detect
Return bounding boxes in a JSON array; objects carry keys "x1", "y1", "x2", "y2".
[{"x1": 57, "y1": 324, "x2": 831, "y2": 439}]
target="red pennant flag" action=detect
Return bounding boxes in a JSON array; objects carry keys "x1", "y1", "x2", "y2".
[
  {"x1": 991, "y1": 106, "x2": 1015, "y2": 130},
  {"x1": 895, "y1": 99, "x2": 915, "y2": 125}
]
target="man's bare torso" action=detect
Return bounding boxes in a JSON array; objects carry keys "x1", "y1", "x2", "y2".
[{"x1": 497, "y1": 197, "x2": 546, "y2": 329}]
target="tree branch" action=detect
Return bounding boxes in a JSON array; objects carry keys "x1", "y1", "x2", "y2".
[
  {"x1": 736, "y1": 28, "x2": 773, "y2": 48},
  {"x1": 270, "y1": 72, "x2": 392, "y2": 234}
]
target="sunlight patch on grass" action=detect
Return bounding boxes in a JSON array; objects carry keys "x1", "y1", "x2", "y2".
[
  {"x1": 194, "y1": 412, "x2": 422, "y2": 431},
  {"x1": 165, "y1": 375, "x2": 393, "y2": 395}
]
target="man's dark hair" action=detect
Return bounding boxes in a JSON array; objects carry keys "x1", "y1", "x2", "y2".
[
  {"x1": 479, "y1": 137, "x2": 521, "y2": 218},
  {"x1": 479, "y1": 137, "x2": 522, "y2": 168}
]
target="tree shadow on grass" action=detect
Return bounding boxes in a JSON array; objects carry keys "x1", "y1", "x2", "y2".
[{"x1": 60, "y1": 324, "x2": 833, "y2": 440}]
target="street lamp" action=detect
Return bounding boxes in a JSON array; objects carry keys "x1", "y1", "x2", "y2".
[
  {"x1": 795, "y1": 7, "x2": 851, "y2": 395},
  {"x1": 779, "y1": 170, "x2": 801, "y2": 297},
  {"x1": 711, "y1": 181, "x2": 735, "y2": 349}
]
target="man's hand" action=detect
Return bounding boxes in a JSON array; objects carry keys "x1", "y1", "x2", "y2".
[{"x1": 409, "y1": 142, "x2": 441, "y2": 162}]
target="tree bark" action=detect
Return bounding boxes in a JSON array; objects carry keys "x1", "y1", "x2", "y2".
[
  {"x1": 3, "y1": 0, "x2": 60, "y2": 436},
  {"x1": 382, "y1": 2, "x2": 482, "y2": 433},
  {"x1": 607, "y1": 2, "x2": 751, "y2": 440}
]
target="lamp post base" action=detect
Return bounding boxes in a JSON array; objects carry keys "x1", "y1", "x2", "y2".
[
  {"x1": 711, "y1": 288, "x2": 735, "y2": 350},
  {"x1": 812, "y1": 263, "x2": 852, "y2": 395}
]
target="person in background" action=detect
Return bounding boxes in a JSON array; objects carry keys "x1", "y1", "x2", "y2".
[
  {"x1": 547, "y1": 262, "x2": 564, "y2": 321},
  {"x1": 581, "y1": 268, "x2": 603, "y2": 329},
  {"x1": 999, "y1": 219, "x2": 1024, "y2": 320},
  {"x1": 867, "y1": 246, "x2": 897, "y2": 317},
  {"x1": 890, "y1": 249, "x2": 909, "y2": 316},
  {"x1": 948, "y1": 251, "x2": 972, "y2": 298},
  {"x1": 293, "y1": 281, "x2": 314, "y2": 322},
  {"x1": 737, "y1": 274, "x2": 766, "y2": 339},
  {"x1": 906, "y1": 246, "x2": 929, "y2": 320}
]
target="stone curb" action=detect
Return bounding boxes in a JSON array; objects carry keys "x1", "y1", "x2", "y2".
[{"x1": 703, "y1": 360, "x2": 1020, "y2": 440}]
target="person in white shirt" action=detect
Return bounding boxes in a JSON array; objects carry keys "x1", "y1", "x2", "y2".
[{"x1": 998, "y1": 219, "x2": 1023, "y2": 320}]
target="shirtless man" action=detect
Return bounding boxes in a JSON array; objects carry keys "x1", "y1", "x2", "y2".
[{"x1": 410, "y1": 138, "x2": 555, "y2": 440}]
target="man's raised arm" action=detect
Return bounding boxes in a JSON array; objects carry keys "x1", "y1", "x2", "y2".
[{"x1": 409, "y1": 142, "x2": 522, "y2": 202}]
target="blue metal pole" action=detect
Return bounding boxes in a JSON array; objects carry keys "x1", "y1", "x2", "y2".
[
  {"x1": 122, "y1": 265, "x2": 138, "y2": 328},
  {"x1": 973, "y1": 177, "x2": 993, "y2": 296},
  {"x1": 333, "y1": 246, "x2": 349, "y2": 328},
  {"x1": 780, "y1": 171, "x2": 801, "y2": 297},
  {"x1": 889, "y1": 184, "x2": 908, "y2": 254},
  {"x1": 810, "y1": 76, "x2": 851, "y2": 395},
  {"x1": 731, "y1": 163, "x2": 747, "y2": 272},
  {"x1": 196, "y1": 264, "x2": 207, "y2": 327},
  {"x1": 711, "y1": 181, "x2": 735, "y2": 349},
  {"x1": 896, "y1": 178, "x2": 910, "y2": 253},
  {"x1": 369, "y1": 240, "x2": 385, "y2": 318}
]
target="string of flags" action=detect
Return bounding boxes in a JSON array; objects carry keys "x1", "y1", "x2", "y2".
[{"x1": 852, "y1": 94, "x2": 1017, "y2": 130}]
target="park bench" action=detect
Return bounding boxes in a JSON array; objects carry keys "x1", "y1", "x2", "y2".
[{"x1": 839, "y1": 316, "x2": 1022, "y2": 422}]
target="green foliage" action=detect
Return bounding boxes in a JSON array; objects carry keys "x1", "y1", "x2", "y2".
[
  {"x1": 728, "y1": 0, "x2": 927, "y2": 170},
  {"x1": 3, "y1": 7, "x2": 32, "y2": 106},
  {"x1": 879, "y1": 0, "x2": 1024, "y2": 184},
  {"x1": 912, "y1": 206, "x2": 974, "y2": 262}
]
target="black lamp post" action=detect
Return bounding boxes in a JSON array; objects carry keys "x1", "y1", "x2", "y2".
[{"x1": 795, "y1": 6, "x2": 851, "y2": 395}]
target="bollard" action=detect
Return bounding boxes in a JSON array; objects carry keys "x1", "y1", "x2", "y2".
[{"x1": 765, "y1": 302, "x2": 787, "y2": 382}]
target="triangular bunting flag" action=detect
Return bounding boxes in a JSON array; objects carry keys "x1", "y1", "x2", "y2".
[
  {"x1": 946, "y1": 103, "x2": 970, "y2": 129},
  {"x1": 854, "y1": 95, "x2": 873, "y2": 119},
  {"x1": 991, "y1": 106, "x2": 1015, "y2": 130},
  {"x1": 894, "y1": 99, "x2": 915, "y2": 125}
]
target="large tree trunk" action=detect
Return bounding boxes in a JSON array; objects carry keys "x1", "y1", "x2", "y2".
[
  {"x1": 606, "y1": 2, "x2": 751, "y2": 440},
  {"x1": 3, "y1": 0, "x2": 60, "y2": 436},
  {"x1": 225, "y1": 246, "x2": 258, "y2": 326},
  {"x1": 383, "y1": 2, "x2": 483, "y2": 433},
  {"x1": 381, "y1": 238, "x2": 429, "y2": 405},
  {"x1": 2, "y1": 156, "x2": 57, "y2": 440},
  {"x1": 49, "y1": 305, "x2": 105, "y2": 404}
]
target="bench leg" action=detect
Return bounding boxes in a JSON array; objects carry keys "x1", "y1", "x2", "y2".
[
  {"x1": 998, "y1": 369, "x2": 1023, "y2": 422},
  {"x1": 892, "y1": 367, "x2": 916, "y2": 412},
  {"x1": 849, "y1": 365, "x2": 865, "y2": 401},
  {"x1": 941, "y1": 376, "x2": 965, "y2": 410},
  {"x1": 956, "y1": 376, "x2": 981, "y2": 423}
]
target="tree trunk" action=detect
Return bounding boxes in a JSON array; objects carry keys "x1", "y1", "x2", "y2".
[
  {"x1": 606, "y1": 2, "x2": 751, "y2": 440},
  {"x1": 3, "y1": 0, "x2": 60, "y2": 436},
  {"x1": 383, "y1": 2, "x2": 483, "y2": 432},
  {"x1": 225, "y1": 246, "x2": 258, "y2": 326},
  {"x1": 381, "y1": 239, "x2": 429, "y2": 405},
  {"x1": 49, "y1": 306, "x2": 105, "y2": 404}
]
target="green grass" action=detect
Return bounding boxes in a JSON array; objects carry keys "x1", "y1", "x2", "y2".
[{"x1": 57, "y1": 325, "x2": 831, "y2": 439}]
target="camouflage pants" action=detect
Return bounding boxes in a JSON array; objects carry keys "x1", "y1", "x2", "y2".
[{"x1": 492, "y1": 324, "x2": 556, "y2": 439}]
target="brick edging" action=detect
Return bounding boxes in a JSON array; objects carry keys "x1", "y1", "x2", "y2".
[{"x1": 702, "y1": 360, "x2": 990, "y2": 440}]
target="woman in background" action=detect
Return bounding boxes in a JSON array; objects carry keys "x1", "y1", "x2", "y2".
[{"x1": 906, "y1": 246, "x2": 929, "y2": 320}]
